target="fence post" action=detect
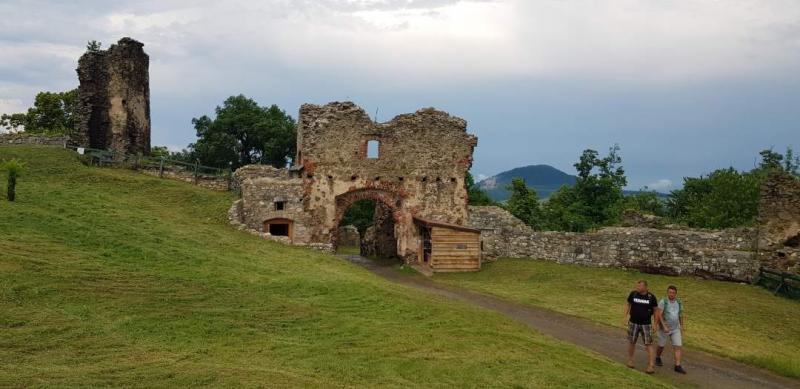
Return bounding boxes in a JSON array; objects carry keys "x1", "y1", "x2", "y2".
[
  {"x1": 159, "y1": 157, "x2": 165, "y2": 178},
  {"x1": 227, "y1": 161, "x2": 233, "y2": 191},
  {"x1": 194, "y1": 159, "x2": 199, "y2": 185}
]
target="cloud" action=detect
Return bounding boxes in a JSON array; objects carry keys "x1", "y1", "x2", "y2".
[
  {"x1": 645, "y1": 179, "x2": 674, "y2": 192},
  {"x1": 1, "y1": 0, "x2": 799, "y2": 190}
]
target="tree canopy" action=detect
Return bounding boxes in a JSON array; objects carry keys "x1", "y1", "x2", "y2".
[
  {"x1": 189, "y1": 95, "x2": 296, "y2": 169},
  {"x1": 466, "y1": 172, "x2": 495, "y2": 206},
  {"x1": 1, "y1": 89, "x2": 77, "y2": 134}
]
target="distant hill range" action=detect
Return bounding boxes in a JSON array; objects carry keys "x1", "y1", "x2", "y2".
[{"x1": 477, "y1": 164, "x2": 667, "y2": 202}]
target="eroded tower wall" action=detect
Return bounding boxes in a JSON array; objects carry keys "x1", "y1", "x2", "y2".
[{"x1": 75, "y1": 37, "x2": 150, "y2": 155}]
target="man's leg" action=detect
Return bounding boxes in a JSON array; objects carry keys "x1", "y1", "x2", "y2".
[
  {"x1": 626, "y1": 323, "x2": 636, "y2": 367},
  {"x1": 627, "y1": 342, "x2": 636, "y2": 367},
  {"x1": 674, "y1": 346, "x2": 682, "y2": 366},
  {"x1": 644, "y1": 325, "x2": 655, "y2": 373},
  {"x1": 655, "y1": 330, "x2": 666, "y2": 366}
]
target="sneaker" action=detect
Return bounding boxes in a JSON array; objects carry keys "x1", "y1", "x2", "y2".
[
  {"x1": 674, "y1": 365, "x2": 687, "y2": 374},
  {"x1": 655, "y1": 357, "x2": 663, "y2": 367}
]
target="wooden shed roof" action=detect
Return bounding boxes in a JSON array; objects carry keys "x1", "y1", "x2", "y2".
[{"x1": 413, "y1": 216, "x2": 481, "y2": 234}]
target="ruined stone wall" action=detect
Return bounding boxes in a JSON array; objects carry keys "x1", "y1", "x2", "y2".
[
  {"x1": 757, "y1": 172, "x2": 800, "y2": 272},
  {"x1": 337, "y1": 225, "x2": 360, "y2": 247},
  {"x1": 234, "y1": 164, "x2": 314, "y2": 243},
  {"x1": 0, "y1": 133, "x2": 69, "y2": 146},
  {"x1": 138, "y1": 168, "x2": 230, "y2": 192},
  {"x1": 297, "y1": 102, "x2": 477, "y2": 260},
  {"x1": 74, "y1": 37, "x2": 150, "y2": 155},
  {"x1": 468, "y1": 206, "x2": 760, "y2": 282}
]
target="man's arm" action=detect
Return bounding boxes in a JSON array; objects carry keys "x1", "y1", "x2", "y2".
[{"x1": 623, "y1": 302, "x2": 631, "y2": 327}]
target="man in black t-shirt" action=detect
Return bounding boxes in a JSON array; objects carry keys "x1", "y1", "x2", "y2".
[{"x1": 623, "y1": 280, "x2": 660, "y2": 374}]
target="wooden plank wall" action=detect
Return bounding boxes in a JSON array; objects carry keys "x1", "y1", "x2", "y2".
[{"x1": 430, "y1": 227, "x2": 481, "y2": 272}]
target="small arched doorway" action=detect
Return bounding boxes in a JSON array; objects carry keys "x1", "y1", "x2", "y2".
[
  {"x1": 264, "y1": 218, "x2": 294, "y2": 241},
  {"x1": 333, "y1": 189, "x2": 402, "y2": 259}
]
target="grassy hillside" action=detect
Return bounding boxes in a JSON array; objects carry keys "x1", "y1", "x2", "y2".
[
  {"x1": 0, "y1": 146, "x2": 670, "y2": 388},
  {"x1": 434, "y1": 259, "x2": 800, "y2": 378}
]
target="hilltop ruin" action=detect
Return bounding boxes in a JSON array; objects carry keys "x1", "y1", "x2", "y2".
[
  {"x1": 230, "y1": 101, "x2": 482, "y2": 272},
  {"x1": 74, "y1": 37, "x2": 151, "y2": 155}
]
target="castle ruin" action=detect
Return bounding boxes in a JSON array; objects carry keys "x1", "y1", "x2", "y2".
[
  {"x1": 231, "y1": 102, "x2": 482, "y2": 271},
  {"x1": 74, "y1": 37, "x2": 151, "y2": 155}
]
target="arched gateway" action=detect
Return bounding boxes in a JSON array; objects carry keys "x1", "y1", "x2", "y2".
[{"x1": 231, "y1": 101, "x2": 482, "y2": 272}]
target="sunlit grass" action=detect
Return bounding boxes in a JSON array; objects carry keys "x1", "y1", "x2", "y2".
[{"x1": 0, "y1": 146, "x2": 671, "y2": 388}]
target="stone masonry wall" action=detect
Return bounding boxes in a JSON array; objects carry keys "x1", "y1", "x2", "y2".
[
  {"x1": 297, "y1": 101, "x2": 477, "y2": 261},
  {"x1": 74, "y1": 37, "x2": 150, "y2": 155},
  {"x1": 757, "y1": 172, "x2": 800, "y2": 272},
  {"x1": 468, "y1": 206, "x2": 760, "y2": 282},
  {"x1": 234, "y1": 164, "x2": 315, "y2": 244},
  {"x1": 0, "y1": 133, "x2": 69, "y2": 146},
  {"x1": 139, "y1": 168, "x2": 230, "y2": 192}
]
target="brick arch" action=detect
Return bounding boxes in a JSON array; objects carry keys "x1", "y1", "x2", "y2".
[{"x1": 332, "y1": 188, "x2": 404, "y2": 247}]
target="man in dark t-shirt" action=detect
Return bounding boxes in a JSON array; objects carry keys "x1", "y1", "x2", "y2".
[{"x1": 623, "y1": 280, "x2": 660, "y2": 374}]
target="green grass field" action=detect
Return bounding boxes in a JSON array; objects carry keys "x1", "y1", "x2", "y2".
[
  {"x1": 433, "y1": 258, "x2": 800, "y2": 378},
  {"x1": 0, "y1": 146, "x2": 671, "y2": 388}
]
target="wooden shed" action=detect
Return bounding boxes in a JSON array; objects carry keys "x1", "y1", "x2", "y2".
[{"x1": 414, "y1": 217, "x2": 482, "y2": 272}]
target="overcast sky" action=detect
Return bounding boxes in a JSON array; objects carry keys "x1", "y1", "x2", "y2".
[{"x1": 2, "y1": 0, "x2": 799, "y2": 190}]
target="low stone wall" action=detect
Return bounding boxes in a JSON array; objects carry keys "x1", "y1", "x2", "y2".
[
  {"x1": 0, "y1": 133, "x2": 70, "y2": 146},
  {"x1": 139, "y1": 168, "x2": 230, "y2": 191},
  {"x1": 468, "y1": 206, "x2": 760, "y2": 282}
]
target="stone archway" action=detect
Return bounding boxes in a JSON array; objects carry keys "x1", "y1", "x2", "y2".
[{"x1": 333, "y1": 188, "x2": 404, "y2": 256}]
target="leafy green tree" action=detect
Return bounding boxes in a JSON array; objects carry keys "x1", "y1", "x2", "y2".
[
  {"x1": 190, "y1": 95, "x2": 296, "y2": 169},
  {"x1": 465, "y1": 172, "x2": 495, "y2": 205},
  {"x1": 0, "y1": 113, "x2": 26, "y2": 133},
  {"x1": 340, "y1": 200, "x2": 376, "y2": 235},
  {"x1": 86, "y1": 40, "x2": 102, "y2": 53},
  {"x1": 1, "y1": 89, "x2": 77, "y2": 134},
  {"x1": 622, "y1": 189, "x2": 666, "y2": 217},
  {"x1": 506, "y1": 178, "x2": 543, "y2": 229},
  {"x1": 150, "y1": 146, "x2": 171, "y2": 158},
  {"x1": 666, "y1": 168, "x2": 760, "y2": 228},
  {"x1": 2, "y1": 158, "x2": 25, "y2": 202}
]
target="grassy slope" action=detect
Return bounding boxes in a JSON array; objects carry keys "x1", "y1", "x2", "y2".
[
  {"x1": 434, "y1": 258, "x2": 800, "y2": 378},
  {"x1": 0, "y1": 146, "x2": 670, "y2": 388}
]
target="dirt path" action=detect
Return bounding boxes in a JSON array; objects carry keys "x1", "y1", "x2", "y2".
[{"x1": 340, "y1": 255, "x2": 799, "y2": 389}]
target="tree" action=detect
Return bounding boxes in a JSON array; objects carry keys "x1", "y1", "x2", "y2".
[
  {"x1": 340, "y1": 200, "x2": 376, "y2": 235},
  {"x1": 86, "y1": 40, "x2": 102, "y2": 53},
  {"x1": 666, "y1": 168, "x2": 760, "y2": 228},
  {"x1": 150, "y1": 146, "x2": 171, "y2": 158},
  {"x1": 190, "y1": 95, "x2": 296, "y2": 169},
  {"x1": 536, "y1": 145, "x2": 628, "y2": 232},
  {"x1": 506, "y1": 178, "x2": 543, "y2": 229},
  {"x1": 2, "y1": 158, "x2": 25, "y2": 202},
  {"x1": 465, "y1": 172, "x2": 494, "y2": 205},
  {"x1": 622, "y1": 189, "x2": 666, "y2": 217},
  {"x1": 0, "y1": 89, "x2": 77, "y2": 135}
]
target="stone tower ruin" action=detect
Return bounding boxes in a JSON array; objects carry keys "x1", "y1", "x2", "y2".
[
  {"x1": 74, "y1": 37, "x2": 151, "y2": 155},
  {"x1": 231, "y1": 102, "x2": 482, "y2": 271}
]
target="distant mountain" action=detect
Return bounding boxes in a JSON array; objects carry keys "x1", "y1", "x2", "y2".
[
  {"x1": 477, "y1": 164, "x2": 667, "y2": 202},
  {"x1": 478, "y1": 165, "x2": 577, "y2": 201}
]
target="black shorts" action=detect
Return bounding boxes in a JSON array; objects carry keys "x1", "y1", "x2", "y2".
[{"x1": 627, "y1": 322, "x2": 653, "y2": 345}]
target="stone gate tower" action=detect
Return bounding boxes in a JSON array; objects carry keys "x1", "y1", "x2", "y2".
[
  {"x1": 231, "y1": 101, "x2": 481, "y2": 270},
  {"x1": 74, "y1": 37, "x2": 151, "y2": 155}
]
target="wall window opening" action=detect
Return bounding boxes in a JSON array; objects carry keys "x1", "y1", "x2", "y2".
[
  {"x1": 269, "y1": 223, "x2": 290, "y2": 236},
  {"x1": 367, "y1": 140, "x2": 380, "y2": 159},
  {"x1": 275, "y1": 201, "x2": 286, "y2": 211}
]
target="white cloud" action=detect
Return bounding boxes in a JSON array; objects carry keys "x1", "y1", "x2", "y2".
[{"x1": 646, "y1": 179, "x2": 674, "y2": 192}]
